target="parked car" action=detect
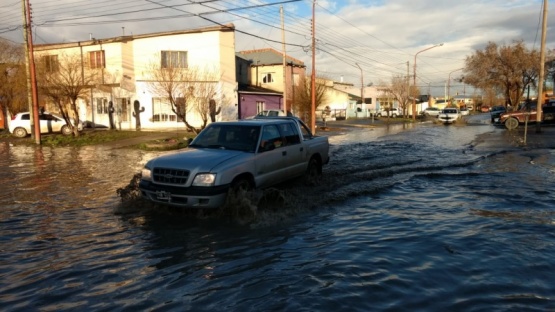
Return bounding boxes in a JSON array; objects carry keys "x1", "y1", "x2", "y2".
[
  {"x1": 460, "y1": 107, "x2": 470, "y2": 116},
  {"x1": 490, "y1": 105, "x2": 506, "y2": 123},
  {"x1": 437, "y1": 108, "x2": 460, "y2": 124},
  {"x1": 377, "y1": 107, "x2": 399, "y2": 118},
  {"x1": 9, "y1": 112, "x2": 83, "y2": 138},
  {"x1": 139, "y1": 117, "x2": 330, "y2": 209},
  {"x1": 246, "y1": 109, "x2": 287, "y2": 119},
  {"x1": 499, "y1": 102, "x2": 555, "y2": 130},
  {"x1": 422, "y1": 107, "x2": 441, "y2": 117},
  {"x1": 480, "y1": 106, "x2": 490, "y2": 113}
]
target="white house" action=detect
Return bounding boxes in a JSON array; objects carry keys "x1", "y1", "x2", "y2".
[{"x1": 33, "y1": 24, "x2": 238, "y2": 130}]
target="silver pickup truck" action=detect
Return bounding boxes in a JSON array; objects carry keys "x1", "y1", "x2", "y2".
[{"x1": 139, "y1": 117, "x2": 330, "y2": 208}]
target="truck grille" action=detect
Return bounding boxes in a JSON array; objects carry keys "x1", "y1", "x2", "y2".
[{"x1": 152, "y1": 167, "x2": 190, "y2": 185}]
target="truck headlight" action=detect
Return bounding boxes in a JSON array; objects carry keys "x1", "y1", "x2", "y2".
[
  {"x1": 192, "y1": 173, "x2": 216, "y2": 186},
  {"x1": 141, "y1": 167, "x2": 152, "y2": 181}
]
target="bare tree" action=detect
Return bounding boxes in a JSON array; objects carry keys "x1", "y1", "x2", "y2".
[
  {"x1": 0, "y1": 39, "x2": 27, "y2": 128},
  {"x1": 464, "y1": 41, "x2": 540, "y2": 107},
  {"x1": 36, "y1": 53, "x2": 98, "y2": 136},
  {"x1": 292, "y1": 75, "x2": 328, "y2": 127},
  {"x1": 146, "y1": 59, "x2": 222, "y2": 134},
  {"x1": 381, "y1": 74, "x2": 413, "y2": 117}
]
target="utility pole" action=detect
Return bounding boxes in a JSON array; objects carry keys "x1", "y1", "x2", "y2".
[
  {"x1": 407, "y1": 61, "x2": 410, "y2": 115},
  {"x1": 280, "y1": 6, "x2": 287, "y2": 113},
  {"x1": 24, "y1": 0, "x2": 41, "y2": 144},
  {"x1": 310, "y1": 0, "x2": 316, "y2": 133},
  {"x1": 536, "y1": 0, "x2": 548, "y2": 133},
  {"x1": 356, "y1": 63, "x2": 363, "y2": 112}
]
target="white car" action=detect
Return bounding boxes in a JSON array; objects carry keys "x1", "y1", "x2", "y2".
[
  {"x1": 422, "y1": 107, "x2": 441, "y2": 117},
  {"x1": 437, "y1": 108, "x2": 460, "y2": 124},
  {"x1": 246, "y1": 109, "x2": 287, "y2": 119},
  {"x1": 9, "y1": 112, "x2": 83, "y2": 137},
  {"x1": 377, "y1": 108, "x2": 399, "y2": 118}
]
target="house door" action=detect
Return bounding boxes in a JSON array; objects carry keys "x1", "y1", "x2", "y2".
[{"x1": 115, "y1": 98, "x2": 130, "y2": 129}]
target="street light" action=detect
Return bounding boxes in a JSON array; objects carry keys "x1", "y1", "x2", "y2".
[
  {"x1": 412, "y1": 43, "x2": 444, "y2": 119},
  {"x1": 447, "y1": 68, "x2": 464, "y2": 104}
]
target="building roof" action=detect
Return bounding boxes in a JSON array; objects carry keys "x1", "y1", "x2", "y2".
[
  {"x1": 237, "y1": 83, "x2": 282, "y2": 95},
  {"x1": 34, "y1": 24, "x2": 235, "y2": 50},
  {"x1": 236, "y1": 48, "x2": 305, "y2": 67}
]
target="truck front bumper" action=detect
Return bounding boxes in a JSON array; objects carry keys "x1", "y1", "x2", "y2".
[{"x1": 139, "y1": 180, "x2": 230, "y2": 208}]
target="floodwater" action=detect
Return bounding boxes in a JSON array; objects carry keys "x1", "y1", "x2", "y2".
[{"x1": 1, "y1": 115, "x2": 554, "y2": 311}]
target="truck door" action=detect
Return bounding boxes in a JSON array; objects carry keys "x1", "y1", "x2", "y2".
[
  {"x1": 255, "y1": 124, "x2": 290, "y2": 187},
  {"x1": 278, "y1": 122, "x2": 305, "y2": 176}
]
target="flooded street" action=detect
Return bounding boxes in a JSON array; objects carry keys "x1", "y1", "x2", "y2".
[{"x1": 1, "y1": 115, "x2": 554, "y2": 311}]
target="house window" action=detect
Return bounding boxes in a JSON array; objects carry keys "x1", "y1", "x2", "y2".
[
  {"x1": 95, "y1": 98, "x2": 108, "y2": 114},
  {"x1": 262, "y1": 73, "x2": 274, "y2": 84},
  {"x1": 161, "y1": 51, "x2": 188, "y2": 69},
  {"x1": 152, "y1": 97, "x2": 179, "y2": 122},
  {"x1": 256, "y1": 101, "x2": 265, "y2": 114},
  {"x1": 89, "y1": 50, "x2": 105, "y2": 69},
  {"x1": 43, "y1": 55, "x2": 59, "y2": 72},
  {"x1": 293, "y1": 73, "x2": 300, "y2": 86}
]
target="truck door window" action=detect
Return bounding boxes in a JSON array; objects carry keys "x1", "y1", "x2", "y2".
[
  {"x1": 259, "y1": 125, "x2": 282, "y2": 152},
  {"x1": 278, "y1": 123, "x2": 300, "y2": 145}
]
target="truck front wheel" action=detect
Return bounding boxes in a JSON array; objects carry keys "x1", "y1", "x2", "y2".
[
  {"x1": 504, "y1": 117, "x2": 519, "y2": 130},
  {"x1": 231, "y1": 177, "x2": 253, "y2": 197}
]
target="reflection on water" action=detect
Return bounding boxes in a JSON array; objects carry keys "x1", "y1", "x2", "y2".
[{"x1": 1, "y1": 120, "x2": 554, "y2": 310}]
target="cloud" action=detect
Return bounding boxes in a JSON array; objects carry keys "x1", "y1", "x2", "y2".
[{"x1": 1, "y1": 0, "x2": 552, "y2": 97}]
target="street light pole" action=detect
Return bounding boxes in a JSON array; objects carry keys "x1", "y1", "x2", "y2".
[
  {"x1": 355, "y1": 63, "x2": 363, "y2": 112},
  {"x1": 447, "y1": 68, "x2": 464, "y2": 104},
  {"x1": 412, "y1": 43, "x2": 444, "y2": 120}
]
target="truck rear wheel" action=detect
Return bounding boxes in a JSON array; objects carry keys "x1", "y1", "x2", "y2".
[
  {"x1": 504, "y1": 117, "x2": 519, "y2": 130},
  {"x1": 304, "y1": 158, "x2": 322, "y2": 186}
]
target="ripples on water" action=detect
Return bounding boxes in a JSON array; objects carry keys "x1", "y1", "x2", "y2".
[{"x1": 1, "y1": 121, "x2": 554, "y2": 311}]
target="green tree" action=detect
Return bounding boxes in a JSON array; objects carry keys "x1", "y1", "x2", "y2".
[{"x1": 463, "y1": 41, "x2": 540, "y2": 107}]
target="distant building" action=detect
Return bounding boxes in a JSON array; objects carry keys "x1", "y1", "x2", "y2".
[{"x1": 235, "y1": 48, "x2": 305, "y2": 118}]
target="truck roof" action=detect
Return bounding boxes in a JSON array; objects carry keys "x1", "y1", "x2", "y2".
[{"x1": 222, "y1": 116, "x2": 303, "y2": 126}]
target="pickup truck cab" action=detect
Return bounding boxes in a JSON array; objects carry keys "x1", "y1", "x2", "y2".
[
  {"x1": 139, "y1": 117, "x2": 330, "y2": 208},
  {"x1": 499, "y1": 102, "x2": 555, "y2": 129}
]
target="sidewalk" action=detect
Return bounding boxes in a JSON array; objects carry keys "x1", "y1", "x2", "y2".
[{"x1": 506, "y1": 124, "x2": 555, "y2": 149}]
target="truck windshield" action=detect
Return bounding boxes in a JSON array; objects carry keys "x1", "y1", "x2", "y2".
[{"x1": 189, "y1": 125, "x2": 260, "y2": 152}]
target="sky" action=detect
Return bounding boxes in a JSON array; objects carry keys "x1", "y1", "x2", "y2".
[{"x1": 1, "y1": 0, "x2": 553, "y2": 98}]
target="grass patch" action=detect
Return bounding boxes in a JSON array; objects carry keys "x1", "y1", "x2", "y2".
[
  {"x1": 40, "y1": 130, "x2": 149, "y2": 147},
  {"x1": 135, "y1": 137, "x2": 191, "y2": 151},
  {"x1": 0, "y1": 128, "x2": 195, "y2": 150}
]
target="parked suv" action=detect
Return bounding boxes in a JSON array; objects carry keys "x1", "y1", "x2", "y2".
[{"x1": 9, "y1": 112, "x2": 83, "y2": 137}]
